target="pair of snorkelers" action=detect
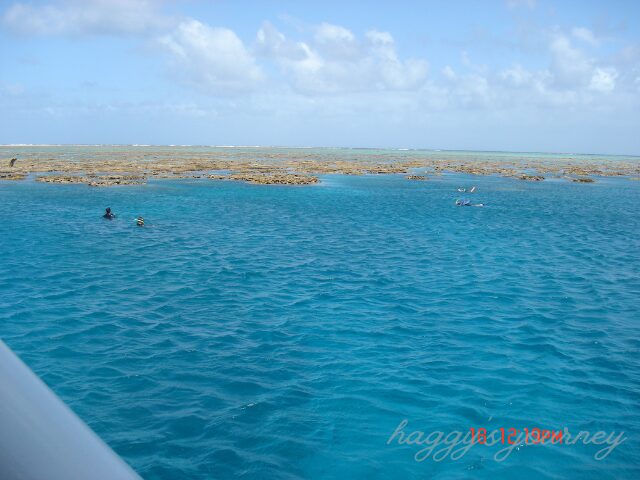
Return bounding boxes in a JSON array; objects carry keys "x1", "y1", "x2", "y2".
[
  {"x1": 102, "y1": 208, "x2": 145, "y2": 226},
  {"x1": 455, "y1": 185, "x2": 484, "y2": 206}
]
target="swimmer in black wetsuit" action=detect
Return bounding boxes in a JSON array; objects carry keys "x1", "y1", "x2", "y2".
[{"x1": 103, "y1": 207, "x2": 115, "y2": 220}]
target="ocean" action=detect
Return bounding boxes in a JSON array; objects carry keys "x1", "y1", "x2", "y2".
[{"x1": 0, "y1": 147, "x2": 639, "y2": 479}]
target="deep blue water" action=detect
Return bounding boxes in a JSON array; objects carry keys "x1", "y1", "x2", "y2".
[{"x1": 1, "y1": 173, "x2": 639, "y2": 479}]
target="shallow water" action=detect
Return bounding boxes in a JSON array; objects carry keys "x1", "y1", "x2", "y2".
[
  {"x1": 4, "y1": 144, "x2": 640, "y2": 165},
  {"x1": 1, "y1": 171, "x2": 639, "y2": 479}
]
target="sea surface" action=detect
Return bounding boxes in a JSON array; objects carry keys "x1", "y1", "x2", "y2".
[{"x1": 1, "y1": 147, "x2": 639, "y2": 479}]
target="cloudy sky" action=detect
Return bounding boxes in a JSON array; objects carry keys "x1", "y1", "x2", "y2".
[{"x1": 1, "y1": 0, "x2": 639, "y2": 154}]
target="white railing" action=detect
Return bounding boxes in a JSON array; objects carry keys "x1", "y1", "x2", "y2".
[{"x1": 0, "y1": 340, "x2": 141, "y2": 480}]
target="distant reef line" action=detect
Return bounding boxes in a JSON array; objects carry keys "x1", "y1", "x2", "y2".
[{"x1": 1, "y1": 150, "x2": 639, "y2": 186}]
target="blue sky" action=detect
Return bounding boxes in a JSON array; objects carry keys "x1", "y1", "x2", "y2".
[{"x1": 1, "y1": 0, "x2": 639, "y2": 154}]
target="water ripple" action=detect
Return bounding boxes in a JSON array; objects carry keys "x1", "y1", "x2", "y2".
[{"x1": 0, "y1": 174, "x2": 639, "y2": 479}]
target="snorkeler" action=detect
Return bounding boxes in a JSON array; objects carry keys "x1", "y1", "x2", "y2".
[
  {"x1": 456, "y1": 199, "x2": 484, "y2": 207},
  {"x1": 103, "y1": 207, "x2": 115, "y2": 219},
  {"x1": 457, "y1": 186, "x2": 477, "y2": 193},
  {"x1": 136, "y1": 216, "x2": 145, "y2": 226}
]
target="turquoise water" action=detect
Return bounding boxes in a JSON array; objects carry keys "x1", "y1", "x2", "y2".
[{"x1": 1, "y1": 171, "x2": 639, "y2": 479}]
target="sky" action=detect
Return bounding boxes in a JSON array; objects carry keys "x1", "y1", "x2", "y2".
[{"x1": 1, "y1": 0, "x2": 639, "y2": 154}]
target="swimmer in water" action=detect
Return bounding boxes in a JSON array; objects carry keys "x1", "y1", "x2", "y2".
[
  {"x1": 456, "y1": 199, "x2": 484, "y2": 207},
  {"x1": 103, "y1": 207, "x2": 115, "y2": 220},
  {"x1": 136, "y1": 216, "x2": 145, "y2": 226}
]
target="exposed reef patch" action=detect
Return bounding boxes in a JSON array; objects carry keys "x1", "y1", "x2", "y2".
[
  {"x1": 0, "y1": 171, "x2": 26, "y2": 180},
  {"x1": 228, "y1": 173, "x2": 319, "y2": 185},
  {"x1": 36, "y1": 174, "x2": 146, "y2": 186},
  {"x1": 571, "y1": 177, "x2": 595, "y2": 183},
  {"x1": 518, "y1": 174, "x2": 545, "y2": 181}
]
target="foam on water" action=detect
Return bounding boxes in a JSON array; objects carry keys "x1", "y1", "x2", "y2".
[{"x1": 0, "y1": 168, "x2": 639, "y2": 479}]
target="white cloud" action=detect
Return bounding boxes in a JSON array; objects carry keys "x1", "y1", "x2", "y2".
[
  {"x1": 545, "y1": 33, "x2": 621, "y2": 97},
  {"x1": 158, "y1": 20, "x2": 264, "y2": 94},
  {"x1": 2, "y1": 3, "x2": 637, "y2": 122},
  {"x1": 442, "y1": 66, "x2": 457, "y2": 80},
  {"x1": 589, "y1": 68, "x2": 618, "y2": 93},
  {"x1": 500, "y1": 65, "x2": 532, "y2": 86},
  {"x1": 256, "y1": 22, "x2": 428, "y2": 95},
  {"x1": 255, "y1": 21, "x2": 310, "y2": 62},
  {"x1": 571, "y1": 27, "x2": 599, "y2": 46},
  {"x1": 2, "y1": 0, "x2": 170, "y2": 36},
  {"x1": 455, "y1": 74, "x2": 491, "y2": 107},
  {"x1": 549, "y1": 34, "x2": 593, "y2": 87},
  {"x1": 440, "y1": 28, "x2": 627, "y2": 112},
  {"x1": 314, "y1": 23, "x2": 359, "y2": 61}
]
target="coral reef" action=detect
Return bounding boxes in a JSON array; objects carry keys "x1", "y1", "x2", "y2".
[
  {"x1": 36, "y1": 174, "x2": 145, "y2": 186},
  {"x1": 518, "y1": 174, "x2": 545, "y2": 181},
  {"x1": 228, "y1": 173, "x2": 319, "y2": 185},
  {"x1": 571, "y1": 177, "x2": 595, "y2": 183},
  {"x1": 3, "y1": 147, "x2": 638, "y2": 187},
  {"x1": 0, "y1": 171, "x2": 26, "y2": 180}
]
